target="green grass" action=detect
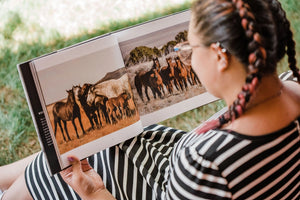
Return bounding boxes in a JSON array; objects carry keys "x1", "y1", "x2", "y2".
[
  {"x1": 0, "y1": 0, "x2": 299, "y2": 165},
  {"x1": 0, "y1": 2, "x2": 193, "y2": 165}
]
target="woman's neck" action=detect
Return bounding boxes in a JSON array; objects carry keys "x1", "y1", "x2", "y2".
[
  {"x1": 246, "y1": 74, "x2": 283, "y2": 109},
  {"x1": 222, "y1": 73, "x2": 298, "y2": 136}
]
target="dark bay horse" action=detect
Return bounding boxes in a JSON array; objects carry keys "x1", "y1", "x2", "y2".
[
  {"x1": 86, "y1": 86, "x2": 110, "y2": 125},
  {"x1": 161, "y1": 57, "x2": 177, "y2": 94},
  {"x1": 134, "y1": 58, "x2": 165, "y2": 102},
  {"x1": 174, "y1": 56, "x2": 188, "y2": 91},
  {"x1": 52, "y1": 89, "x2": 86, "y2": 142},
  {"x1": 179, "y1": 62, "x2": 201, "y2": 86},
  {"x1": 72, "y1": 84, "x2": 99, "y2": 130}
]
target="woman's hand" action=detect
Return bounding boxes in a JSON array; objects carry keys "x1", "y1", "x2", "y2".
[{"x1": 60, "y1": 156, "x2": 115, "y2": 200}]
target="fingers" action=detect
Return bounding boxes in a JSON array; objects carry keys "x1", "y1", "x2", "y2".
[
  {"x1": 67, "y1": 156, "x2": 82, "y2": 174},
  {"x1": 81, "y1": 159, "x2": 93, "y2": 172},
  {"x1": 66, "y1": 156, "x2": 93, "y2": 173},
  {"x1": 60, "y1": 156, "x2": 93, "y2": 184}
]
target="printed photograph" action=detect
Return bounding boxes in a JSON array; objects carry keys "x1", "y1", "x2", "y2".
[
  {"x1": 119, "y1": 22, "x2": 206, "y2": 116},
  {"x1": 34, "y1": 41, "x2": 139, "y2": 154}
]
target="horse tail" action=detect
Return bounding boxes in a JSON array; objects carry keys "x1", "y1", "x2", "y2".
[
  {"x1": 134, "y1": 74, "x2": 143, "y2": 102},
  {"x1": 53, "y1": 108, "x2": 58, "y2": 136},
  {"x1": 52, "y1": 104, "x2": 65, "y2": 140}
]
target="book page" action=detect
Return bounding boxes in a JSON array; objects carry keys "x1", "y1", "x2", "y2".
[
  {"x1": 115, "y1": 10, "x2": 218, "y2": 126},
  {"x1": 30, "y1": 34, "x2": 143, "y2": 171}
]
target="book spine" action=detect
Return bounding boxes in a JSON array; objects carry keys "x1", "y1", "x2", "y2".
[{"x1": 17, "y1": 62, "x2": 61, "y2": 175}]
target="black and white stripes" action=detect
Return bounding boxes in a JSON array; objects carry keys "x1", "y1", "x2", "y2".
[
  {"x1": 25, "y1": 124, "x2": 187, "y2": 200},
  {"x1": 165, "y1": 117, "x2": 300, "y2": 199},
  {"x1": 25, "y1": 118, "x2": 299, "y2": 199},
  {"x1": 279, "y1": 70, "x2": 299, "y2": 82},
  {"x1": 25, "y1": 71, "x2": 299, "y2": 199}
]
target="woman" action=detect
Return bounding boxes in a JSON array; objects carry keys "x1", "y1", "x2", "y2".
[{"x1": 1, "y1": 0, "x2": 299, "y2": 199}]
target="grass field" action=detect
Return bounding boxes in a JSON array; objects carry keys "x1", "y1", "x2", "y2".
[{"x1": 0, "y1": 0, "x2": 299, "y2": 165}]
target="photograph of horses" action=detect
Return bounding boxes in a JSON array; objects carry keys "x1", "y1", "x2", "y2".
[
  {"x1": 32, "y1": 35, "x2": 140, "y2": 155},
  {"x1": 119, "y1": 22, "x2": 206, "y2": 116},
  {"x1": 46, "y1": 71, "x2": 139, "y2": 154}
]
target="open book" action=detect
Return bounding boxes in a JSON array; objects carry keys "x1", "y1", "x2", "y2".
[{"x1": 17, "y1": 10, "x2": 218, "y2": 175}]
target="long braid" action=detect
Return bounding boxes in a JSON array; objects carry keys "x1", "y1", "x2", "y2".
[
  {"x1": 286, "y1": 30, "x2": 299, "y2": 82},
  {"x1": 267, "y1": 0, "x2": 300, "y2": 83},
  {"x1": 196, "y1": 0, "x2": 267, "y2": 134}
]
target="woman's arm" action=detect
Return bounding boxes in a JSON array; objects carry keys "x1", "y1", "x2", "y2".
[{"x1": 60, "y1": 156, "x2": 116, "y2": 200}]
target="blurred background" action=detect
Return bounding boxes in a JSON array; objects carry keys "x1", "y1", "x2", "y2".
[{"x1": 0, "y1": 0, "x2": 299, "y2": 165}]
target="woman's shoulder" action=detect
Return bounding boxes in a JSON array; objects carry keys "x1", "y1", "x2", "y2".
[
  {"x1": 281, "y1": 79, "x2": 300, "y2": 121},
  {"x1": 280, "y1": 71, "x2": 300, "y2": 111},
  {"x1": 284, "y1": 79, "x2": 300, "y2": 101},
  {"x1": 179, "y1": 114, "x2": 299, "y2": 160},
  {"x1": 172, "y1": 129, "x2": 234, "y2": 162}
]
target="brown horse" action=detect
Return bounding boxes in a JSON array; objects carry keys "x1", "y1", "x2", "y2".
[
  {"x1": 152, "y1": 57, "x2": 161, "y2": 71},
  {"x1": 149, "y1": 68, "x2": 165, "y2": 97},
  {"x1": 134, "y1": 58, "x2": 165, "y2": 102},
  {"x1": 53, "y1": 89, "x2": 86, "y2": 142},
  {"x1": 181, "y1": 63, "x2": 201, "y2": 86},
  {"x1": 174, "y1": 56, "x2": 188, "y2": 91},
  {"x1": 116, "y1": 92, "x2": 132, "y2": 118},
  {"x1": 105, "y1": 97, "x2": 122, "y2": 124},
  {"x1": 122, "y1": 92, "x2": 137, "y2": 117},
  {"x1": 151, "y1": 57, "x2": 165, "y2": 96},
  {"x1": 105, "y1": 91, "x2": 136, "y2": 123},
  {"x1": 162, "y1": 57, "x2": 178, "y2": 94}
]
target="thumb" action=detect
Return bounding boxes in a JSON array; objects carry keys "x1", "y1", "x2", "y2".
[{"x1": 68, "y1": 156, "x2": 82, "y2": 174}]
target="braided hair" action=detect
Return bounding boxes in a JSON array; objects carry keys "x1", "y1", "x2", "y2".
[
  {"x1": 191, "y1": 0, "x2": 300, "y2": 134},
  {"x1": 266, "y1": 0, "x2": 300, "y2": 82}
]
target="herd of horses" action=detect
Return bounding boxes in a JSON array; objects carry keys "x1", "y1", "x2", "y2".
[
  {"x1": 134, "y1": 56, "x2": 201, "y2": 102},
  {"x1": 51, "y1": 56, "x2": 199, "y2": 142},
  {"x1": 52, "y1": 83, "x2": 136, "y2": 142}
]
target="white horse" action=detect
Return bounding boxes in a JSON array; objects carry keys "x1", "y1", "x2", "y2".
[{"x1": 87, "y1": 74, "x2": 131, "y2": 106}]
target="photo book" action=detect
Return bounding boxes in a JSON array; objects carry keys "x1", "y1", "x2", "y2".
[{"x1": 17, "y1": 10, "x2": 218, "y2": 175}]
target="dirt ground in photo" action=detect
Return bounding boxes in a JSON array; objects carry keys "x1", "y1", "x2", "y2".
[{"x1": 46, "y1": 104, "x2": 140, "y2": 154}]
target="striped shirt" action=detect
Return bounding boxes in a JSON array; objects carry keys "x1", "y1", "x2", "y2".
[
  {"x1": 165, "y1": 116, "x2": 300, "y2": 199},
  {"x1": 25, "y1": 70, "x2": 299, "y2": 200},
  {"x1": 25, "y1": 117, "x2": 300, "y2": 200}
]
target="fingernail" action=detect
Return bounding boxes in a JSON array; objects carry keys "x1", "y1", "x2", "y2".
[{"x1": 68, "y1": 157, "x2": 74, "y2": 162}]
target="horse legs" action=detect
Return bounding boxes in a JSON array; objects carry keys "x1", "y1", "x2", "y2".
[
  {"x1": 116, "y1": 106, "x2": 123, "y2": 120},
  {"x1": 138, "y1": 89, "x2": 144, "y2": 103},
  {"x1": 195, "y1": 75, "x2": 201, "y2": 85},
  {"x1": 167, "y1": 82, "x2": 173, "y2": 94},
  {"x1": 54, "y1": 119, "x2": 66, "y2": 142},
  {"x1": 154, "y1": 86, "x2": 163, "y2": 99},
  {"x1": 62, "y1": 121, "x2": 72, "y2": 141},
  {"x1": 86, "y1": 112, "x2": 95, "y2": 129},
  {"x1": 95, "y1": 109, "x2": 103, "y2": 127},
  {"x1": 54, "y1": 119, "x2": 58, "y2": 138},
  {"x1": 113, "y1": 106, "x2": 121, "y2": 121},
  {"x1": 187, "y1": 73, "x2": 194, "y2": 86},
  {"x1": 101, "y1": 107, "x2": 110, "y2": 125},
  {"x1": 160, "y1": 85, "x2": 165, "y2": 97},
  {"x1": 158, "y1": 84, "x2": 165, "y2": 97},
  {"x1": 173, "y1": 79, "x2": 180, "y2": 91},
  {"x1": 77, "y1": 116, "x2": 86, "y2": 135},
  {"x1": 176, "y1": 79, "x2": 184, "y2": 91},
  {"x1": 135, "y1": 76, "x2": 144, "y2": 102},
  {"x1": 91, "y1": 112, "x2": 100, "y2": 128},
  {"x1": 71, "y1": 119, "x2": 80, "y2": 139},
  {"x1": 54, "y1": 119, "x2": 67, "y2": 142},
  {"x1": 144, "y1": 86, "x2": 151, "y2": 101},
  {"x1": 183, "y1": 78, "x2": 188, "y2": 90}
]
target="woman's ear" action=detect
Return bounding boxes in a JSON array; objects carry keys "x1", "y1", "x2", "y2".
[{"x1": 210, "y1": 43, "x2": 230, "y2": 72}]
